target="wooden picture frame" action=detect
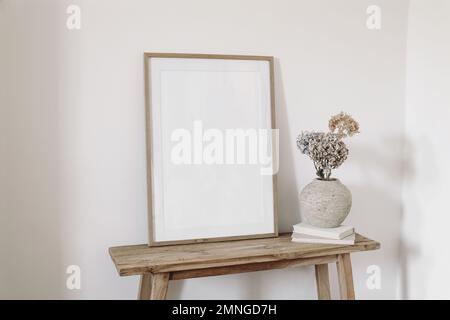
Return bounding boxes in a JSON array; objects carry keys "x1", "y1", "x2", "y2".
[{"x1": 144, "y1": 52, "x2": 278, "y2": 246}]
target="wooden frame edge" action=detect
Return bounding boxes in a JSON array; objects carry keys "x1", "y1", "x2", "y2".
[
  {"x1": 144, "y1": 52, "x2": 274, "y2": 61},
  {"x1": 144, "y1": 52, "x2": 279, "y2": 247}
]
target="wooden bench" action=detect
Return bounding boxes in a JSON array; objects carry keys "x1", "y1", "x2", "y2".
[{"x1": 109, "y1": 233, "x2": 379, "y2": 300}]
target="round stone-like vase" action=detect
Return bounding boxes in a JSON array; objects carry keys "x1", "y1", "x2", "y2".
[{"x1": 299, "y1": 178, "x2": 352, "y2": 228}]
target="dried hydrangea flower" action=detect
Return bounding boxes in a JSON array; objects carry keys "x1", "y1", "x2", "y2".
[
  {"x1": 296, "y1": 112, "x2": 358, "y2": 180},
  {"x1": 296, "y1": 131, "x2": 323, "y2": 155},
  {"x1": 308, "y1": 133, "x2": 348, "y2": 179},
  {"x1": 328, "y1": 112, "x2": 359, "y2": 138}
]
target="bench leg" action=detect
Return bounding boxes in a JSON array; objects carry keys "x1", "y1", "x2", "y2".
[
  {"x1": 138, "y1": 273, "x2": 152, "y2": 300},
  {"x1": 314, "y1": 264, "x2": 331, "y2": 300},
  {"x1": 336, "y1": 253, "x2": 355, "y2": 300},
  {"x1": 150, "y1": 272, "x2": 170, "y2": 300}
]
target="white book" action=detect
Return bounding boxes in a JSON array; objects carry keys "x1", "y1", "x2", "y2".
[
  {"x1": 291, "y1": 232, "x2": 355, "y2": 245},
  {"x1": 293, "y1": 222, "x2": 354, "y2": 240}
]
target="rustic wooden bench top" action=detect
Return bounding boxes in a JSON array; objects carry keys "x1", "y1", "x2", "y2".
[
  {"x1": 109, "y1": 233, "x2": 379, "y2": 299},
  {"x1": 109, "y1": 233, "x2": 379, "y2": 277}
]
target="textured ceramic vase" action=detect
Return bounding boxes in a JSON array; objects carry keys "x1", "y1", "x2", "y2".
[{"x1": 299, "y1": 178, "x2": 352, "y2": 228}]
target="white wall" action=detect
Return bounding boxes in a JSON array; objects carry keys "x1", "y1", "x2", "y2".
[
  {"x1": 402, "y1": 0, "x2": 450, "y2": 299},
  {"x1": 0, "y1": 0, "x2": 409, "y2": 299}
]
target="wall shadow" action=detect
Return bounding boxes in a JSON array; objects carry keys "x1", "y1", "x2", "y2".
[
  {"x1": 347, "y1": 134, "x2": 417, "y2": 299},
  {"x1": 0, "y1": 0, "x2": 66, "y2": 299},
  {"x1": 273, "y1": 58, "x2": 301, "y2": 232},
  {"x1": 398, "y1": 134, "x2": 435, "y2": 299}
]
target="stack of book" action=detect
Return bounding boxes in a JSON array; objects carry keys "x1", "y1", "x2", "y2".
[{"x1": 291, "y1": 222, "x2": 355, "y2": 245}]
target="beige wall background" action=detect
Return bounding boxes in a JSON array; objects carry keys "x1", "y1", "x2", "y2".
[{"x1": 1, "y1": 0, "x2": 414, "y2": 299}]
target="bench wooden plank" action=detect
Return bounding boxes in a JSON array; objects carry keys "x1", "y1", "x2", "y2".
[
  {"x1": 170, "y1": 255, "x2": 338, "y2": 280},
  {"x1": 109, "y1": 233, "x2": 379, "y2": 276}
]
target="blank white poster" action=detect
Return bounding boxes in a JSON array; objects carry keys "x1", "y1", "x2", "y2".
[{"x1": 147, "y1": 56, "x2": 276, "y2": 244}]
